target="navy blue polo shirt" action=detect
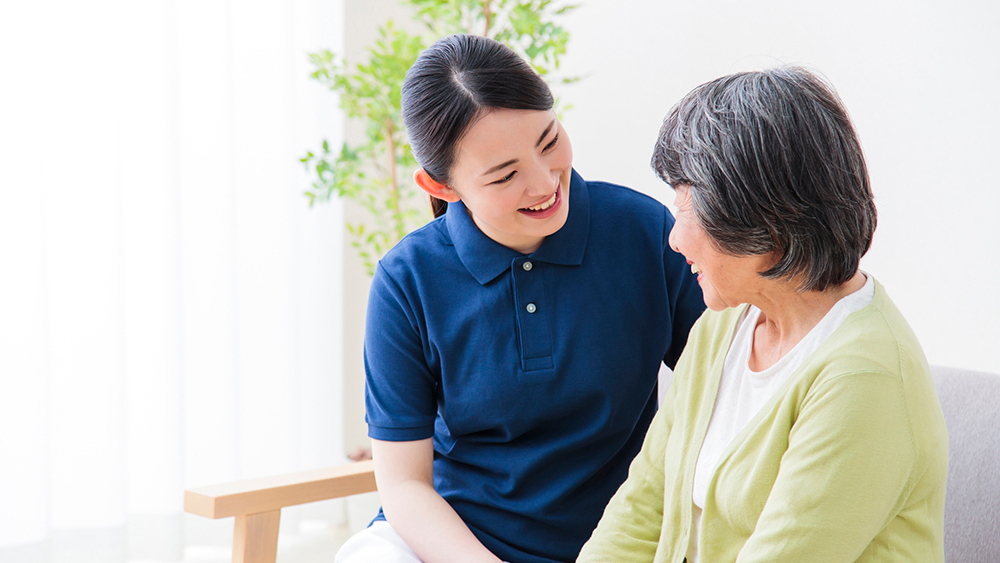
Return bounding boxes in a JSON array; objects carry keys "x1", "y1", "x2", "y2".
[{"x1": 364, "y1": 170, "x2": 704, "y2": 563}]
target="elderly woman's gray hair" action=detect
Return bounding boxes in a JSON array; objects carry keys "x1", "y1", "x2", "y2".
[{"x1": 652, "y1": 66, "x2": 876, "y2": 292}]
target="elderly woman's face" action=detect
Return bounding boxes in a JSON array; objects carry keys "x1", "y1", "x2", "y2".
[{"x1": 668, "y1": 185, "x2": 773, "y2": 311}]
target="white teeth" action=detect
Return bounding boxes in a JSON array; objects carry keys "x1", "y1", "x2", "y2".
[
  {"x1": 691, "y1": 263, "x2": 702, "y2": 275},
  {"x1": 526, "y1": 191, "x2": 557, "y2": 211}
]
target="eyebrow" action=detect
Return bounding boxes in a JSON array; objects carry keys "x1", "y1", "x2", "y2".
[
  {"x1": 480, "y1": 118, "x2": 557, "y2": 178},
  {"x1": 535, "y1": 119, "x2": 556, "y2": 149},
  {"x1": 483, "y1": 158, "x2": 518, "y2": 177}
]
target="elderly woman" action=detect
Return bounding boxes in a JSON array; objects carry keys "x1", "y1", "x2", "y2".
[{"x1": 578, "y1": 67, "x2": 948, "y2": 563}]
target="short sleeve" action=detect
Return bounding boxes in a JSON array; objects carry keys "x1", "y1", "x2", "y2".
[
  {"x1": 662, "y1": 206, "x2": 706, "y2": 368},
  {"x1": 364, "y1": 262, "x2": 438, "y2": 441}
]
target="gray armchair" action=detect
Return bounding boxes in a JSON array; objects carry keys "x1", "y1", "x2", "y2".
[{"x1": 931, "y1": 365, "x2": 1000, "y2": 562}]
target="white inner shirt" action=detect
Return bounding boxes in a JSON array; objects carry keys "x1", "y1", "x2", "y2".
[{"x1": 686, "y1": 274, "x2": 874, "y2": 563}]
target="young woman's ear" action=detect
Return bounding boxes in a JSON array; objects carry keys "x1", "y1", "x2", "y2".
[{"x1": 413, "y1": 168, "x2": 461, "y2": 202}]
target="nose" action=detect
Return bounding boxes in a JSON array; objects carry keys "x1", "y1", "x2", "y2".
[
  {"x1": 523, "y1": 160, "x2": 555, "y2": 197},
  {"x1": 668, "y1": 222, "x2": 681, "y2": 254}
]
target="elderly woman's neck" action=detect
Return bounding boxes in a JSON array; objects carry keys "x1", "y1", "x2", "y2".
[{"x1": 748, "y1": 272, "x2": 867, "y2": 371}]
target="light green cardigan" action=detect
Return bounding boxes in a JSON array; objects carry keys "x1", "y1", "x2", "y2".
[{"x1": 578, "y1": 279, "x2": 948, "y2": 563}]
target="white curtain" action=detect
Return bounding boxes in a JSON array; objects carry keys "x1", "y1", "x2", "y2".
[{"x1": 0, "y1": 1, "x2": 348, "y2": 561}]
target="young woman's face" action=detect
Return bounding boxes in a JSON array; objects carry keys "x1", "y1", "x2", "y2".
[{"x1": 448, "y1": 108, "x2": 573, "y2": 254}]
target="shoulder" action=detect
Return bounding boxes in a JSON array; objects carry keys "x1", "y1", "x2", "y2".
[
  {"x1": 376, "y1": 215, "x2": 453, "y2": 279},
  {"x1": 585, "y1": 179, "x2": 669, "y2": 220},
  {"x1": 817, "y1": 279, "x2": 928, "y2": 382},
  {"x1": 801, "y1": 279, "x2": 946, "y2": 448},
  {"x1": 368, "y1": 216, "x2": 464, "y2": 314},
  {"x1": 580, "y1": 178, "x2": 675, "y2": 251}
]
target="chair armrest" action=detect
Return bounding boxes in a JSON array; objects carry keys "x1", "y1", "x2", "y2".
[{"x1": 184, "y1": 460, "x2": 377, "y2": 519}]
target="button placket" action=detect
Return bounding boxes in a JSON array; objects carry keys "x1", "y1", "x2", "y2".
[{"x1": 511, "y1": 258, "x2": 553, "y2": 371}]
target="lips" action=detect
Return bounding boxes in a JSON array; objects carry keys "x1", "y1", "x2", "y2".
[
  {"x1": 687, "y1": 260, "x2": 704, "y2": 282},
  {"x1": 525, "y1": 190, "x2": 557, "y2": 211},
  {"x1": 518, "y1": 183, "x2": 563, "y2": 218}
]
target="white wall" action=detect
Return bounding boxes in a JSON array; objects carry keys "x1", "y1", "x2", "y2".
[{"x1": 557, "y1": 0, "x2": 999, "y2": 373}]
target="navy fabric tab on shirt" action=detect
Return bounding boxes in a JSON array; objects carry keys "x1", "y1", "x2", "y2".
[{"x1": 512, "y1": 256, "x2": 553, "y2": 371}]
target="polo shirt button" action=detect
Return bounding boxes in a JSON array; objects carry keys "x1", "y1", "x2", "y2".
[
  {"x1": 526, "y1": 303, "x2": 537, "y2": 313},
  {"x1": 522, "y1": 261, "x2": 533, "y2": 271}
]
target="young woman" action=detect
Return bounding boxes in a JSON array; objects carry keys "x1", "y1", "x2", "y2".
[{"x1": 335, "y1": 34, "x2": 705, "y2": 563}]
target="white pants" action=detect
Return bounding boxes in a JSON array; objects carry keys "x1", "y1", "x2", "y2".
[
  {"x1": 335, "y1": 520, "x2": 511, "y2": 563},
  {"x1": 335, "y1": 521, "x2": 424, "y2": 563}
]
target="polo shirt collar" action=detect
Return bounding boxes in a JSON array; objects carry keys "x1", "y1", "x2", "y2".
[{"x1": 446, "y1": 169, "x2": 591, "y2": 285}]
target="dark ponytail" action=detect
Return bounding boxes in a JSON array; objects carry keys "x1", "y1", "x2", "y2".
[
  {"x1": 401, "y1": 34, "x2": 554, "y2": 218},
  {"x1": 429, "y1": 195, "x2": 449, "y2": 218}
]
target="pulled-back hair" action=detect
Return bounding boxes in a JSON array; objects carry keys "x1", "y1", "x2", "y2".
[
  {"x1": 402, "y1": 34, "x2": 554, "y2": 217},
  {"x1": 652, "y1": 66, "x2": 877, "y2": 292}
]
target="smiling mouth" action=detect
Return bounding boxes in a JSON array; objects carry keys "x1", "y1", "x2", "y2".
[
  {"x1": 522, "y1": 190, "x2": 558, "y2": 212},
  {"x1": 691, "y1": 263, "x2": 702, "y2": 275}
]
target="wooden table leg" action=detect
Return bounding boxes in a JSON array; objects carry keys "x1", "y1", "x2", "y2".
[{"x1": 233, "y1": 509, "x2": 281, "y2": 563}]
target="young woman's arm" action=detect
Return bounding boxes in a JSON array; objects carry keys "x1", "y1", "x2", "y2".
[{"x1": 371, "y1": 438, "x2": 504, "y2": 563}]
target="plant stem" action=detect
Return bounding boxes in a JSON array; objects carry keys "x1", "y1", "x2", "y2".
[
  {"x1": 385, "y1": 118, "x2": 404, "y2": 242},
  {"x1": 483, "y1": 0, "x2": 492, "y2": 36}
]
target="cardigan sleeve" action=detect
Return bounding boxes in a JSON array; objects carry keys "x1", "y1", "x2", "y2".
[
  {"x1": 577, "y1": 376, "x2": 676, "y2": 562},
  {"x1": 734, "y1": 370, "x2": 918, "y2": 562}
]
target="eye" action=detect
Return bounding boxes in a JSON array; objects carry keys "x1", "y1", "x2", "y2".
[
  {"x1": 543, "y1": 133, "x2": 559, "y2": 153},
  {"x1": 490, "y1": 170, "x2": 517, "y2": 185}
]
